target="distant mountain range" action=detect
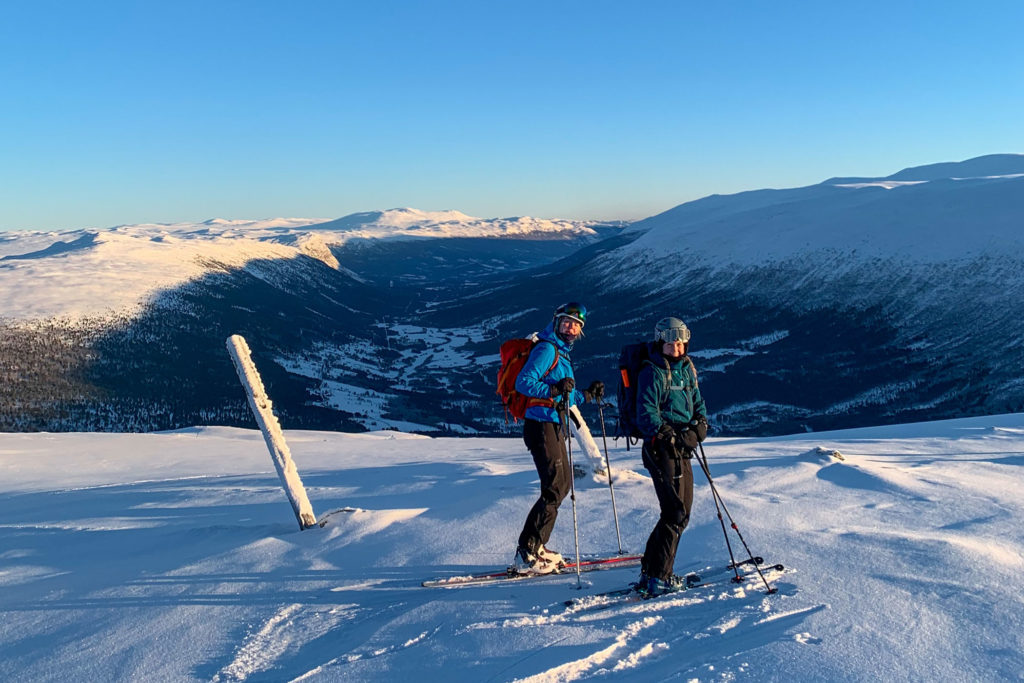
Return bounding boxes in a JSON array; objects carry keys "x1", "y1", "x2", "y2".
[{"x1": 1, "y1": 155, "x2": 1022, "y2": 435}]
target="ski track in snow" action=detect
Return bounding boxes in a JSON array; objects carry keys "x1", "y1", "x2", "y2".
[
  {"x1": 2, "y1": 417, "x2": 1024, "y2": 681},
  {"x1": 509, "y1": 616, "x2": 665, "y2": 682}
]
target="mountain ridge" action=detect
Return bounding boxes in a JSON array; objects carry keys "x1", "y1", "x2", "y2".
[{"x1": 1, "y1": 154, "x2": 1022, "y2": 436}]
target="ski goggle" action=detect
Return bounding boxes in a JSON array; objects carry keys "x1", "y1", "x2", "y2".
[
  {"x1": 657, "y1": 326, "x2": 690, "y2": 343},
  {"x1": 555, "y1": 303, "x2": 587, "y2": 327}
]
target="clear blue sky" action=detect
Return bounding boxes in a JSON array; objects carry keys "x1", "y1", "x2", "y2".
[{"x1": 2, "y1": 1, "x2": 1022, "y2": 231}]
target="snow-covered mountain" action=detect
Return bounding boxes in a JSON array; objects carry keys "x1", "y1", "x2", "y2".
[
  {"x1": 0, "y1": 210, "x2": 620, "y2": 432},
  {"x1": 0, "y1": 211, "x2": 608, "y2": 320},
  {"x1": 2, "y1": 414, "x2": 1023, "y2": 680},
  {"x1": 1, "y1": 155, "x2": 1021, "y2": 435},
  {"x1": 618, "y1": 153, "x2": 1024, "y2": 265},
  {"x1": 309, "y1": 207, "x2": 601, "y2": 240},
  {"x1": 424, "y1": 154, "x2": 1024, "y2": 434}
]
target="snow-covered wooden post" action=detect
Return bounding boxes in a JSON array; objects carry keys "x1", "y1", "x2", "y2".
[
  {"x1": 568, "y1": 405, "x2": 606, "y2": 477},
  {"x1": 226, "y1": 334, "x2": 317, "y2": 530}
]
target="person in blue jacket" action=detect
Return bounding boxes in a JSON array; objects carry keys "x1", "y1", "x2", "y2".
[
  {"x1": 635, "y1": 317, "x2": 708, "y2": 596},
  {"x1": 514, "y1": 302, "x2": 604, "y2": 574}
]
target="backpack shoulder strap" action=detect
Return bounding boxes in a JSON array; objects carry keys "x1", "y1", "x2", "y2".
[
  {"x1": 641, "y1": 353, "x2": 672, "y2": 395},
  {"x1": 538, "y1": 339, "x2": 560, "y2": 378},
  {"x1": 657, "y1": 351, "x2": 671, "y2": 393}
]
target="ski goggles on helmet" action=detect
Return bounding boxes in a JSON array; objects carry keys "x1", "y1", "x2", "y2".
[
  {"x1": 555, "y1": 302, "x2": 587, "y2": 327},
  {"x1": 657, "y1": 326, "x2": 690, "y2": 344}
]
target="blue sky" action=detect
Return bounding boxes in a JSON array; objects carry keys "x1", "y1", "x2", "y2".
[{"x1": 1, "y1": 1, "x2": 1022, "y2": 231}]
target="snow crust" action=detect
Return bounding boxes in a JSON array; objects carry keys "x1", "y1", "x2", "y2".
[{"x1": 2, "y1": 414, "x2": 1022, "y2": 681}]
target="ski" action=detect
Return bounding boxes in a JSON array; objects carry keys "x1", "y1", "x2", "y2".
[
  {"x1": 422, "y1": 553, "x2": 642, "y2": 588},
  {"x1": 564, "y1": 559, "x2": 785, "y2": 609}
]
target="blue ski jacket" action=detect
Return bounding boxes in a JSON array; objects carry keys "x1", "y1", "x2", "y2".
[{"x1": 515, "y1": 322, "x2": 583, "y2": 423}]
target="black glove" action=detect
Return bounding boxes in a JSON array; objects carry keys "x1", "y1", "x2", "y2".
[
  {"x1": 582, "y1": 380, "x2": 605, "y2": 402},
  {"x1": 551, "y1": 377, "x2": 575, "y2": 397},
  {"x1": 680, "y1": 428, "x2": 699, "y2": 451},
  {"x1": 653, "y1": 423, "x2": 676, "y2": 457},
  {"x1": 690, "y1": 416, "x2": 708, "y2": 443}
]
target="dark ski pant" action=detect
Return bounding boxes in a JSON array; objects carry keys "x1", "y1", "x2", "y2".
[
  {"x1": 641, "y1": 442, "x2": 694, "y2": 581},
  {"x1": 518, "y1": 418, "x2": 571, "y2": 552}
]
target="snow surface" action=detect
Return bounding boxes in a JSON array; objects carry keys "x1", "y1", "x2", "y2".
[
  {"x1": 2, "y1": 415, "x2": 1023, "y2": 681},
  {"x1": 0, "y1": 210, "x2": 598, "y2": 321}
]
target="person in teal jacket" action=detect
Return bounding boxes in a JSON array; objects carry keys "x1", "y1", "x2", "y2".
[
  {"x1": 635, "y1": 317, "x2": 708, "y2": 596},
  {"x1": 514, "y1": 302, "x2": 604, "y2": 574}
]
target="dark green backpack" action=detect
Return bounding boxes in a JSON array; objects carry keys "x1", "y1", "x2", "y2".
[{"x1": 616, "y1": 341, "x2": 696, "y2": 446}]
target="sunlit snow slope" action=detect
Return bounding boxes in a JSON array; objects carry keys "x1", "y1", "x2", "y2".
[{"x1": 1, "y1": 414, "x2": 1022, "y2": 681}]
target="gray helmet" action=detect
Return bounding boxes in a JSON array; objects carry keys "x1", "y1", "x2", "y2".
[{"x1": 654, "y1": 317, "x2": 690, "y2": 344}]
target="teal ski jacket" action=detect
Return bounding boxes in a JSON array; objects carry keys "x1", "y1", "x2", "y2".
[{"x1": 636, "y1": 353, "x2": 706, "y2": 439}]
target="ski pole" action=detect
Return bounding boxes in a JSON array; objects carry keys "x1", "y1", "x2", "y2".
[
  {"x1": 561, "y1": 391, "x2": 583, "y2": 589},
  {"x1": 596, "y1": 399, "x2": 623, "y2": 555},
  {"x1": 695, "y1": 443, "x2": 776, "y2": 594},
  {"x1": 695, "y1": 445, "x2": 760, "y2": 574},
  {"x1": 694, "y1": 445, "x2": 743, "y2": 583}
]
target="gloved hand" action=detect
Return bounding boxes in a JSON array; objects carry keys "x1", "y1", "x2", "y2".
[
  {"x1": 653, "y1": 423, "x2": 676, "y2": 457},
  {"x1": 551, "y1": 377, "x2": 575, "y2": 397},
  {"x1": 582, "y1": 380, "x2": 605, "y2": 402},
  {"x1": 680, "y1": 428, "x2": 699, "y2": 451},
  {"x1": 691, "y1": 416, "x2": 708, "y2": 443}
]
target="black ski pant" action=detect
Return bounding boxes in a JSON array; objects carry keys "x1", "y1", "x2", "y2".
[
  {"x1": 518, "y1": 418, "x2": 572, "y2": 553},
  {"x1": 641, "y1": 442, "x2": 694, "y2": 581}
]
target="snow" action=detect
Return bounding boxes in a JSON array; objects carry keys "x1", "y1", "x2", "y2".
[
  {"x1": 0, "y1": 210, "x2": 600, "y2": 321},
  {"x1": 308, "y1": 208, "x2": 598, "y2": 241},
  {"x1": 832, "y1": 180, "x2": 928, "y2": 189},
  {"x1": 2, "y1": 415, "x2": 1023, "y2": 681},
  {"x1": 0, "y1": 222, "x2": 329, "y2": 320},
  {"x1": 618, "y1": 156, "x2": 1024, "y2": 270}
]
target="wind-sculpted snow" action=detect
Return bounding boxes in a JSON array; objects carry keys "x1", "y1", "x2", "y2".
[{"x1": 2, "y1": 416, "x2": 1023, "y2": 681}]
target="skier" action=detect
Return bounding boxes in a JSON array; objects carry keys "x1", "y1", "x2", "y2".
[
  {"x1": 635, "y1": 317, "x2": 708, "y2": 596},
  {"x1": 514, "y1": 302, "x2": 605, "y2": 574}
]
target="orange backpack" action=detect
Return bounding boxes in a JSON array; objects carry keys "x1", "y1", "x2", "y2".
[{"x1": 496, "y1": 338, "x2": 559, "y2": 423}]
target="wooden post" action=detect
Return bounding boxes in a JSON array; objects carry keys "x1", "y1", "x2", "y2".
[{"x1": 226, "y1": 334, "x2": 317, "y2": 530}]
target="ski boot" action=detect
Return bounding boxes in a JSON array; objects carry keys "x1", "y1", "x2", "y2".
[
  {"x1": 634, "y1": 572, "x2": 687, "y2": 598},
  {"x1": 515, "y1": 546, "x2": 557, "y2": 575},
  {"x1": 538, "y1": 544, "x2": 566, "y2": 568}
]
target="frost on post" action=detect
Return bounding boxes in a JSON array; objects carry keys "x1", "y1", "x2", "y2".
[
  {"x1": 226, "y1": 334, "x2": 317, "y2": 530},
  {"x1": 568, "y1": 405, "x2": 605, "y2": 477}
]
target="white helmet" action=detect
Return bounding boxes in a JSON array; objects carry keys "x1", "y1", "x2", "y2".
[{"x1": 654, "y1": 317, "x2": 690, "y2": 344}]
